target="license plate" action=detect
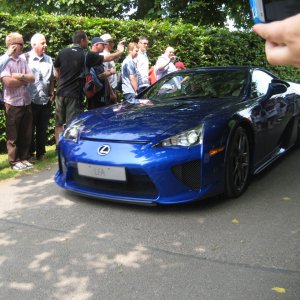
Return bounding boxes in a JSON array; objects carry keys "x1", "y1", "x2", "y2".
[{"x1": 77, "y1": 162, "x2": 126, "y2": 181}]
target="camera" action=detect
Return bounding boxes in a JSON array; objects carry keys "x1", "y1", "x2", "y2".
[{"x1": 249, "y1": 0, "x2": 300, "y2": 23}]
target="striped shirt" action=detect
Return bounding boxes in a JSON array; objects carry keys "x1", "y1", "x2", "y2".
[{"x1": 0, "y1": 56, "x2": 32, "y2": 106}]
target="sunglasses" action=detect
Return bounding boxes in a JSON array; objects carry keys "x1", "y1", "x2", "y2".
[{"x1": 14, "y1": 43, "x2": 24, "y2": 47}]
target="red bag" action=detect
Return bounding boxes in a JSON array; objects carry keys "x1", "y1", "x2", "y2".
[{"x1": 148, "y1": 66, "x2": 157, "y2": 85}]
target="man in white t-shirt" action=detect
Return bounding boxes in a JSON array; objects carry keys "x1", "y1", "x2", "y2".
[
  {"x1": 135, "y1": 36, "x2": 150, "y2": 93},
  {"x1": 155, "y1": 46, "x2": 177, "y2": 80}
]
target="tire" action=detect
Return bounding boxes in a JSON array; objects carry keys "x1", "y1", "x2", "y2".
[{"x1": 224, "y1": 127, "x2": 250, "y2": 198}]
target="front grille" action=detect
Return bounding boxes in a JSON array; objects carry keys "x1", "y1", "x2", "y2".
[
  {"x1": 71, "y1": 167, "x2": 158, "y2": 199},
  {"x1": 172, "y1": 159, "x2": 201, "y2": 190}
]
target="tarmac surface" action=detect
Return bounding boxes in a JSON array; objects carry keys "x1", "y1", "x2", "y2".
[{"x1": 0, "y1": 148, "x2": 299, "y2": 299}]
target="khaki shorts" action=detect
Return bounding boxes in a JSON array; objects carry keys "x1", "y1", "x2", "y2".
[{"x1": 55, "y1": 96, "x2": 82, "y2": 126}]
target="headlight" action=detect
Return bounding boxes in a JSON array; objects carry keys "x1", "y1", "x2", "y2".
[
  {"x1": 154, "y1": 124, "x2": 204, "y2": 147},
  {"x1": 63, "y1": 119, "x2": 84, "y2": 142}
]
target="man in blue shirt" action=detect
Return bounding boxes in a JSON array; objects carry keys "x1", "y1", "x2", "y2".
[{"x1": 121, "y1": 42, "x2": 139, "y2": 103}]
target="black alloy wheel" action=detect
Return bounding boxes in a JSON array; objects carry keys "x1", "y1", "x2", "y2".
[{"x1": 224, "y1": 127, "x2": 250, "y2": 198}]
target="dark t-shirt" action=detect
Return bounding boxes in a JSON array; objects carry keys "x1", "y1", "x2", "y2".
[{"x1": 54, "y1": 45, "x2": 103, "y2": 97}]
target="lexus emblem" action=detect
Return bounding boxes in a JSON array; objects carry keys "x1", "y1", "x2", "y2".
[{"x1": 98, "y1": 145, "x2": 111, "y2": 156}]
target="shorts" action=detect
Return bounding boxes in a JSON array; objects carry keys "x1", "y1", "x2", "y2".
[{"x1": 55, "y1": 96, "x2": 82, "y2": 126}]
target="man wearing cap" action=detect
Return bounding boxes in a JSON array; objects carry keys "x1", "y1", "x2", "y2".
[
  {"x1": 54, "y1": 31, "x2": 125, "y2": 145},
  {"x1": 89, "y1": 37, "x2": 116, "y2": 109}
]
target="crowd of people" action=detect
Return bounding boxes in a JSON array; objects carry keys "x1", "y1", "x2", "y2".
[
  {"x1": 0, "y1": 30, "x2": 181, "y2": 171},
  {"x1": 1, "y1": 12, "x2": 300, "y2": 171}
]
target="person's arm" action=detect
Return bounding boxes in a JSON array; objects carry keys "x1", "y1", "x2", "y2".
[
  {"x1": 54, "y1": 67, "x2": 60, "y2": 80},
  {"x1": 0, "y1": 54, "x2": 10, "y2": 73},
  {"x1": 129, "y1": 74, "x2": 138, "y2": 93},
  {"x1": 156, "y1": 54, "x2": 176, "y2": 71},
  {"x1": 0, "y1": 45, "x2": 17, "y2": 73},
  {"x1": 2, "y1": 74, "x2": 27, "y2": 88},
  {"x1": 103, "y1": 43, "x2": 125, "y2": 62},
  {"x1": 2, "y1": 72, "x2": 35, "y2": 87},
  {"x1": 253, "y1": 13, "x2": 300, "y2": 68},
  {"x1": 97, "y1": 69, "x2": 116, "y2": 80},
  {"x1": 156, "y1": 57, "x2": 173, "y2": 71}
]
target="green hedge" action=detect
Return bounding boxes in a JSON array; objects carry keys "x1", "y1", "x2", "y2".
[{"x1": 0, "y1": 13, "x2": 299, "y2": 150}]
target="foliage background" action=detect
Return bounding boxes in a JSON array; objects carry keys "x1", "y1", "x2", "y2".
[{"x1": 0, "y1": 12, "x2": 299, "y2": 150}]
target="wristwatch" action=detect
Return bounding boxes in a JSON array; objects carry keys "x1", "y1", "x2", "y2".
[{"x1": 21, "y1": 74, "x2": 25, "y2": 80}]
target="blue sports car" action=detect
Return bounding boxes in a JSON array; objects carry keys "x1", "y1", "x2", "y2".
[{"x1": 55, "y1": 67, "x2": 300, "y2": 205}]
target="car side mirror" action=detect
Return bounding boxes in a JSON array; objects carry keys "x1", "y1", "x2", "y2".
[{"x1": 268, "y1": 79, "x2": 289, "y2": 96}]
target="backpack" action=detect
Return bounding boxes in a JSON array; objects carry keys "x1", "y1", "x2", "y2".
[
  {"x1": 83, "y1": 53, "x2": 104, "y2": 99},
  {"x1": 84, "y1": 66, "x2": 104, "y2": 98},
  {"x1": 148, "y1": 66, "x2": 157, "y2": 85}
]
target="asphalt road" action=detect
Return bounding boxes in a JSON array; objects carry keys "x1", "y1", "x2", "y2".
[{"x1": 0, "y1": 148, "x2": 299, "y2": 300}]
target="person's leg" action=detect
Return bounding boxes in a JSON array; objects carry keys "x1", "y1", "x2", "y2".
[
  {"x1": 30, "y1": 102, "x2": 39, "y2": 157},
  {"x1": 5, "y1": 104, "x2": 20, "y2": 165},
  {"x1": 55, "y1": 96, "x2": 66, "y2": 145},
  {"x1": 66, "y1": 97, "x2": 83, "y2": 124},
  {"x1": 36, "y1": 102, "x2": 51, "y2": 158},
  {"x1": 18, "y1": 104, "x2": 32, "y2": 161}
]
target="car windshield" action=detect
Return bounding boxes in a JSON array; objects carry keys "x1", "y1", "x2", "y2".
[{"x1": 142, "y1": 69, "x2": 248, "y2": 101}]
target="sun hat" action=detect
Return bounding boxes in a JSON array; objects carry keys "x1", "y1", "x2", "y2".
[{"x1": 100, "y1": 33, "x2": 114, "y2": 42}]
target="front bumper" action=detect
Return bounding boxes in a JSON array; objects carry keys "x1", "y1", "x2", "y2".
[{"x1": 55, "y1": 138, "x2": 224, "y2": 205}]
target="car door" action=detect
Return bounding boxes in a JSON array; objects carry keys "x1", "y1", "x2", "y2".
[{"x1": 250, "y1": 70, "x2": 289, "y2": 165}]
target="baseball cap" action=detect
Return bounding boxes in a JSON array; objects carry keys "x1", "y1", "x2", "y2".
[
  {"x1": 100, "y1": 33, "x2": 114, "y2": 42},
  {"x1": 175, "y1": 61, "x2": 186, "y2": 69},
  {"x1": 91, "y1": 37, "x2": 108, "y2": 46}
]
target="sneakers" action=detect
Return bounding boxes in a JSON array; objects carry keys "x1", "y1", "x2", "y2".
[
  {"x1": 11, "y1": 160, "x2": 33, "y2": 171},
  {"x1": 21, "y1": 160, "x2": 33, "y2": 168},
  {"x1": 11, "y1": 162, "x2": 28, "y2": 171}
]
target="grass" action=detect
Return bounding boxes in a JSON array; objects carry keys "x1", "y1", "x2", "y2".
[{"x1": 0, "y1": 145, "x2": 58, "y2": 181}]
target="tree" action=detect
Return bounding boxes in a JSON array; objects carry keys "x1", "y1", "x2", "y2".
[{"x1": 0, "y1": 0, "x2": 252, "y2": 28}]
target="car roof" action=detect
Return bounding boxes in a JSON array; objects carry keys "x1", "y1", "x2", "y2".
[
  {"x1": 182, "y1": 66, "x2": 252, "y2": 72},
  {"x1": 174, "y1": 66, "x2": 278, "y2": 79}
]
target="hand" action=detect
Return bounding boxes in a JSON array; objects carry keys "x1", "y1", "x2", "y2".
[
  {"x1": 169, "y1": 56, "x2": 176, "y2": 62},
  {"x1": 139, "y1": 99, "x2": 153, "y2": 106},
  {"x1": 98, "y1": 71, "x2": 111, "y2": 80},
  {"x1": 253, "y1": 13, "x2": 300, "y2": 68},
  {"x1": 117, "y1": 43, "x2": 125, "y2": 53},
  {"x1": 7, "y1": 45, "x2": 17, "y2": 56},
  {"x1": 12, "y1": 73, "x2": 25, "y2": 81}
]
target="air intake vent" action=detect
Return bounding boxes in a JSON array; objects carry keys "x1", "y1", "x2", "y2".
[{"x1": 172, "y1": 160, "x2": 201, "y2": 190}]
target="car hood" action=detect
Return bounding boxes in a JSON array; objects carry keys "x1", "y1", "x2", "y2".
[{"x1": 79, "y1": 100, "x2": 227, "y2": 142}]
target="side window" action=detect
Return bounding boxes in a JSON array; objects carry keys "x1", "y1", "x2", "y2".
[{"x1": 250, "y1": 70, "x2": 273, "y2": 99}]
